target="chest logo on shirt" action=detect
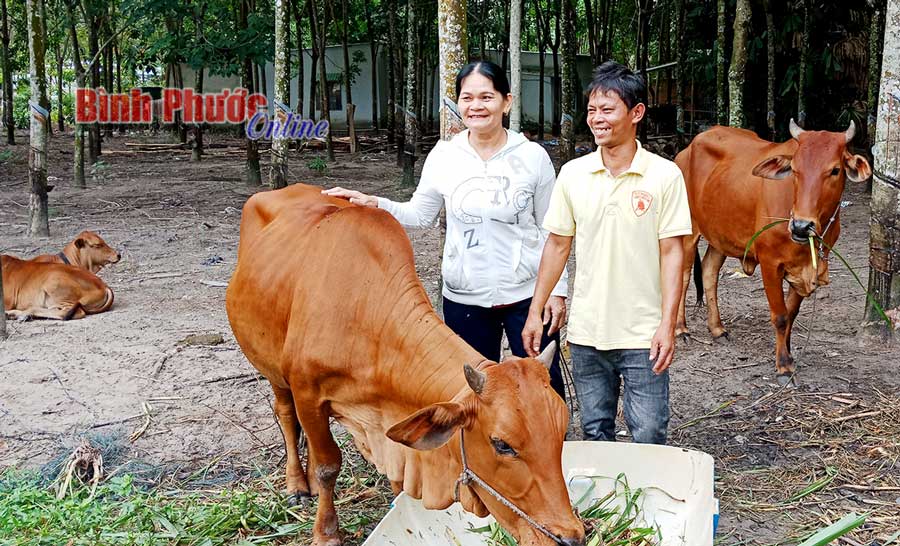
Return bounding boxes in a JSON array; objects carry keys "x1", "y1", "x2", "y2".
[{"x1": 631, "y1": 190, "x2": 653, "y2": 217}]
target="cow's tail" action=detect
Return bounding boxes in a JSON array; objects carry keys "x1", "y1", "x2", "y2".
[{"x1": 692, "y1": 248, "x2": 704, "y2": 306}]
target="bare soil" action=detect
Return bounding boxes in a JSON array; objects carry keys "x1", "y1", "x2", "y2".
[{"x1": 1, "y1": 130, "x2": 898, "y2": 545}]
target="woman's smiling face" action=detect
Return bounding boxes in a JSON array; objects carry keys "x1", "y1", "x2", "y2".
[{"x1": 458, "y1": 72, "x2": 512, "y2": 135}]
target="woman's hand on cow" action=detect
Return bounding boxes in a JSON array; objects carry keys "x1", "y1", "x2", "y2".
[
  {"x1": 322, "y1": 187, "x2": 379, "y2": 207},
  {"x1": 544, "y1": 296, "x2": 567, "y2": 335}
]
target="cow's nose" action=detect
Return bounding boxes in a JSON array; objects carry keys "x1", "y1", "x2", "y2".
[
  {"x1": 558, "y1": 537, "x2": 584, "y2": 546},
  {"x1": 789, "y1": 219, "x2": 815, "y2": 240}
]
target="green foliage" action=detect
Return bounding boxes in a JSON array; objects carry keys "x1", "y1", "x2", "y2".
[
  {"x1": 0, "y1": 469, "x2": 311, "y2": 546},
  {"x1": 307, "y1": 156, "x2": 328, "y2": 173}
]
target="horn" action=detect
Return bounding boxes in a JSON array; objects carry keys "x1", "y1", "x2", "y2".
[
  {"x1": 464, "y1": 364, "x2": 486, "y2": 395},
  {"x1": 845, "y1": 120, "x2": 856, "y2": 143},
  {"x1": 789, "y1": 118, "x2": 805, "y2": 140},
  {"x1": 536, "y1": 341, "x2": 558, "y2": 370}
]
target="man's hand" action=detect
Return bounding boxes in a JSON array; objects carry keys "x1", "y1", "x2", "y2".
[
  {"x1": 522, "y1": 310, "x2": 546, "y2": 357},
  {"x1": 322, "y1": 187, "x2": 378, "y2": 207},
  {"x1": 543, "y1": 295, "x2": 567, "y2": 335},
  {"x1": 649, "y1": 323, "x2": 676, "y2": 374}
]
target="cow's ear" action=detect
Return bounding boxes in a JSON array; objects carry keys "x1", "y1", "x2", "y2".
[
  {"x1": 843, "y1": 152, "x2": 872, "y2": 183},
  {"x1": 752, "y1": 155, "x2": 793, "y2": 180},
  {"x1": 386, "y1": 402, "x2": 468, "y2": 451},
  {"x1": 74, "y1": 238, "x2": 86, "y2": 249}
]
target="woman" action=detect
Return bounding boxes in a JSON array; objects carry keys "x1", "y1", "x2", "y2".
[{"x1": 323, "y1": 61, "x2": 569, "y2": 398}]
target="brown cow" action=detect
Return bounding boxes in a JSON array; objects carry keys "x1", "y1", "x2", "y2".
[
  {"x1": 226, "y1": 184, "x2": 584, "y2": 546},
  {"x1": 31, "y1": 230, "x2": 121, "y2": 273},
  {"x1": 675, "y1": 121, "x2": 871, "y2": 382},
  {"x1": 1, "y1": 255, "x2": 114, "y2": 320}
]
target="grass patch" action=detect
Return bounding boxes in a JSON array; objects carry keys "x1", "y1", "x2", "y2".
[{"x1": 0, "y1": 469, "x2": 312, "y2": 546}]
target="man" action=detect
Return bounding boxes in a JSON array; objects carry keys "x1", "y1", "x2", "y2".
[{"x1": 522, "y1": 61, "x2": 691, "y2": 444}]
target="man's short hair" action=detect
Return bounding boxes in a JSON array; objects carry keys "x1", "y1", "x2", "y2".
[{"x1": 585, "y1": 61, "x2": 646, "y2": 110}]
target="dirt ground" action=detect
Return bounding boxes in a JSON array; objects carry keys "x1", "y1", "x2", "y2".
[{"x1": 1, "y1": 129, "x2": 898, "y2": 545}]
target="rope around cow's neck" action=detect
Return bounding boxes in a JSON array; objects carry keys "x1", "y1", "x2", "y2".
[{"x1": 454, "y1": 430, "x2": 568, "y2": 545}]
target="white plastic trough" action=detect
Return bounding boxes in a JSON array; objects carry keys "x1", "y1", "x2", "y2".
[{"x1": 363, "y1": 441, "x2": 717, "y2": 546}]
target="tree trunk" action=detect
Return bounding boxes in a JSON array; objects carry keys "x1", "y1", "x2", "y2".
[
  {"x1": 88, "y1": 11, "x2": 101, "y2": 162},
  {"x1": 636, "y1": 0, "x2": 652, "y2": 141},
  {"x1": 764, "y1": 0, "x2": 776, "y2": 140},
  {"x1": 364, "y1": 0, "x2": 378, "y2": 132},
  {"x1": 0, "y1": 0, "x2": 12, "y2": 144},
  {"x1": 867, "y1": 0, "x2": 886, "y2": 160},
  {"x1": 65, "y1": 0, "x2": 85, "y2": 188},
  {"x1": 674, "y1": 0, "x2": 685, "y2": 146},
  {"x1": 559, "y1": 0, "x2": 576, "y2": 161},
  {"x1": 863, "y1": 0, "x2": 900, "y2": 342},
  {"x1": 386, "y1": 0, "x2": 397, "y2": 143},
  {"x1": 438, "y1": 0, "x2": 466, "y2": 140},
  {"x1": 27, "y1": 0, "x2": 50, "y2": 237},
  {"x1": 312, "y1": 0, "x2": 334, "y2": 161},
  {"x1": 716, "y1": 0, "x2": 727, "y2": 125},
  {"x1": 293, "y1": 0, "x2": 305, "y2": 119},
  {"x1": 584, "y1": 0, "x2": 597, "y2": 65},
  {"x1": 271, "y1": 0, "x2": 290, "y2": 187},
  {"x1": 308, "y1": 0, "x2": 318, "y2": 119},
  {"x1": 240, "y1": 0, "x2": 262, "y2": 185},
  {"x1": 551, "y1": 0, "x2": 561, "y2": 136},
  {"x1": 55, "y1": 41, "x2": 65, "y2": 132},
  {"x1": 103, "y1": 18, "x2": 112, "y2": 139},
  {"x1": 535, "y1": 0, "x2": 548, "y2": 139},
  {"x1": 402, "y1": 0, "x2": 417, "y2": 186},
  {"x1": 393, "y1": 0, "x2": 404, "y2": 166},
  {"x1": 509, "y1": 0, "x2": 522, "y2": 132},
  {"x1": 192, "y1": 68, "x2": 204, "y2": 162},
  {"x1": 728, "y1": 0, "x2": 750, "y2": 128},
  {"x1": 501, "y1": 1, "x2": 510, "y2": 71},
  {"x1": 339, "y1": 0, "x2": 357, "y2": 153},
  {"x1": 797, "y1": 0, "x2": 809, "y2": 127}
]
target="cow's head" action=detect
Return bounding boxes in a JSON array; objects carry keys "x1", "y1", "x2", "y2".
[
  {"x1": 751, "y1": 119, "x2": 871, "y2": 243},
  {"x1": 70, "y1": 230, "x2": 121, "y2": 273},
  {"x1": 386, "y1": 343, "x2": 585, "y2": 546}
]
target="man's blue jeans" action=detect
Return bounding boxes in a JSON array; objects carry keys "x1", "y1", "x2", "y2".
[{"x1": 568, "y1": 344, "x2": 669, "y2": 444}]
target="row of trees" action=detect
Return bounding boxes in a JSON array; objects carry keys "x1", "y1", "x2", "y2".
[{"x1": 1, "y1": 0, "x2": 897, "y2": 341}]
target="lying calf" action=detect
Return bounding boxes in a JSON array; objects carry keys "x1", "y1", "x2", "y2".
[
  {"x1": 31, "y1": 230, "x2": 121, "y2": 273},
  {"x1": 1, "y1": 255, "x2": 114, "y2": 320}
]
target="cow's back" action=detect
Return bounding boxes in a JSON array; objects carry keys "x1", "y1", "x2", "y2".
[
  {"x1": 226, "y1": 184, "x2": 432, "y2": 390},
  {"x1": 675, "y1": 126, "x2": 798, "y2": 257}
]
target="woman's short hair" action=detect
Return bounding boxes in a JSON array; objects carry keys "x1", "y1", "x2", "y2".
[{"x1": 455, "y1": 60, "x2": 511, "y2": 98}]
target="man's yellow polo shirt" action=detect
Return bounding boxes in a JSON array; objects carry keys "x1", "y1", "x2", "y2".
[{"x1": 543, "y1": 141, "x2": 692, "y2": 350}]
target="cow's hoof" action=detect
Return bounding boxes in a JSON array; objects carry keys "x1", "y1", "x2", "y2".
[
  {"x1": 312, "y1": 535, "x2": 343, "y2": 546},
  {"x1": 16, "y1": 314, "x2": 32, "y2": 323},
  {"x1": 286, "y1": 491, "x2": 312, "y2": 507},
  {"x1": 776, "y1": 373, "x2": 796, "y2": 387},
  {"x1": 712, "y1": 332, "x2": 731, "y2": 344},
  {"x1": 677, "y1": 332, "x2": 691, "y2": 344}
]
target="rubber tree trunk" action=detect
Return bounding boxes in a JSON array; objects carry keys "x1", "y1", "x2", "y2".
[
  {"x1": 716, "y1": 0, "x2": 727, "y2": 125},
  {"x1": 796, "y1": 0, "x2": 810, "y2": 127},
  {"x1": 307, "y1": 0, "x2": 318, "y2": 119},
  {"x1": 535, "y1": 0, "x2": 547, "y2": 140},
  {"x1": 401, "y1": 0, "x2": 417, "y2": 186},
  {"x1": 509, "y1": 0, "x2": 522, "y2": 132},
  {"x1": 728, "y1": 0, "x2": 750, "y2": 128},
  {"x1": 312, "y1": 0, "x2": 334, "y2": 161},
  {"x1": 674, "y1": 0, "x2": 685, "y2": 147},
  {"x1": 867, "y1": 0, "x2": 886, "y2": 162},
  {"x1": 240, "y1": 0, "x2": 262, "y2": 185},
  {"x1": 362, "y1": 0, "x2": 378, "y2": 132},
  {"x1": 270, "y1": 0, "x2": 289, "y2": 187},
  {"x1": 88, "y1": 14, "x2": 100, "y2": 162},
  {"x1": 192, "y1": 68, "x2": 204, "y2": 162},
  {"x1": 65, "y1": 0, "x2": 85, "y2": 188},
  {"x1": 293, "y1": 0, "x2": 305, "y2": 119},
  {"x1": 863, "y1": 0, "x2": 900, "y2": 343},
  {"x1": 339, "y1": 0, "x2": 357, "y2": 153},
  {"x1": 393, "y1": 0, "x2": 404, "y2": 166},
  {"x1": 386, "y1": 0, "x2": 396, "y2": 144},
  {"x1": 55, "y1": 41, "x2": 64, "y2": 132},
  {"x1": 764, "y1": 0, "x2": 776, "y2": 140},
  {"x1": 0, "y1": 0, "x2": 13, "y2": 144},
  {"x1": 559, "y1": 0, "x2": 577, "y2": 161},
  {"x1": 27, "y1": 0, "x2": 50, "y2": 237}
]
